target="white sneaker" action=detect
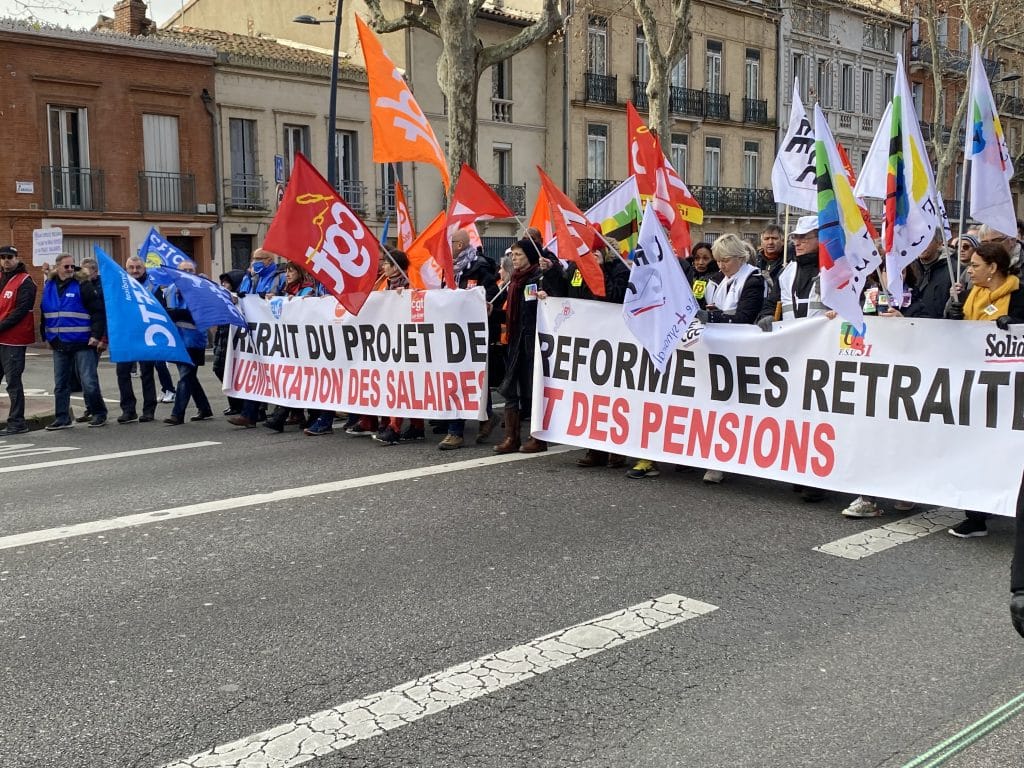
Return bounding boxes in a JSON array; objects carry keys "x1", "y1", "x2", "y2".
[
  {"x1": 160, "y1": 391, "x2": 175, "y2": 403},
  {"x1": 702, "y1": 469, "x2": 724, "y2": 484},
  {"x1": 841, "y1": 496, "x2": 882, "y2": 518}
]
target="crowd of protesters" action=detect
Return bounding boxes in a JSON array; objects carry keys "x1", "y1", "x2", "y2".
[{"x1": 3, "y1": 215, "x2": 1024, "y2": 541}]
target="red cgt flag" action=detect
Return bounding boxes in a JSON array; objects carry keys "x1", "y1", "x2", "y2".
[
  {"x1": 263, "y1": 153, "x2": 380, "y2": 315},
  {"x1": 627, "y1": 101, "x2": 662, "y2": 198},
  {"x1": 537, "y1": 167, "x2": 605, "y2": 298}
]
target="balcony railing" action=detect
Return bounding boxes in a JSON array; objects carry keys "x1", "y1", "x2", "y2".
[
  {"x1": 576, "y1": 178, "x2": 620, "y2": 210},
  {"x1": 670, "y1": 86, "x2": 707, "y2": 117},
  {"x1": 491, "y1": 98, "x2": 513, "y2": 123},
  {"x1": 910, "y1": 42, "x2": 998, "y2": 77},
  {"x1": 742, "y1": 98, "x2": 768, "y2": 124},
  {"x1": 138, "y1": 171, "x2": 195, "y2": 214},
  {"x1": 944, "y1": 199, "x2": 962, "y2": 219},
  {"x1": 632, "y1": 78, "x2": 649, "y2": 111},
  {"x1": 490, "y1": 183, "x2": 526, "y2": 217},
  {"x1": 691, "y1": 186, "x2": 776, "y2": 217},
  {"x1": 920, "y1": 123, "x2": 966, "y2": 145},
  {"x1": 583, "y1": 72, "x2": 617, "y2": 105},
  {"x1": 337, "y1": 179, "x2": 367, "y2": 213},
  {"x1": 997, "y1": 92, "x2": 1024, "y2": 117},
  {"x1": 705, "y1": 91, "x2": 730, "y2": 120},
  {"x1": 861, "y1": 116, "x2": 874, "y2": 132},
  {"x1": 839, "y1": 113, "x2": 853, "y2": 129},
  {"x1": 41, "y1": 166, "x2": 105, "y2": 211},
  {"x1": 223, "y1": 173, "x2": 267, "y2": 212},
  {"x1": 375, "y1": 183, "x2": 410, "y2": 218}
]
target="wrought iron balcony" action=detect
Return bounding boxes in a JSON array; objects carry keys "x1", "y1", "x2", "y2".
[
  {"x1": 490, "y1": 183, "x2": 526, "y2": 217},
  {"x1": 742, "y1": 98, "x2": 768, "y2": 124},
  {"x1": 920, "y1": 123, "x2": 966, "y2": 145},
  {"x1": 375, "y1": 182, "x2": 410, "y2": 218},
  {"x1": 138, "y1": 171, "x2": 196, "y2": 214},
  {"x1": 632, "y1": 78, "x2": 649, "y2": 111},
  {"x1": 576, "y1": 178, "x2": 620, "y2": 210},
  {"x1": 41, "y1": 166, "x2": 105, "y2": 211},
  {"x1": 337, "y1": 179, "x2": 367, "y2": 213},
  {"x1": 910, "y1": 42, "x2": 998, "y2": 77},
  {"x1": 223, "y1": 174, "x2": 267, "y2": 212},
  {"x1": 670, "y1": 86, "x2": 706, "y2": 117},
  {"x1": 997, "y1": 92, "x2": 1024, "y2": 117},
  {"x1": 944, "y1": 198, "x2": 962, "y2": 219},
  {"x1": 691, "y1": 186, "x2": 776, "y2": 217},
  {"x1": 491, "y1": 98, "x2": 513, "y2": 123},
  {"x1": 583, "y1": 72, "x2": 617, "y2": 105},
  {"x1": 705, "y1": 92, "x2": 730, "y2": 120}
]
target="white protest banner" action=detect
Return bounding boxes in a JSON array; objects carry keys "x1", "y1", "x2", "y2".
[
  {"x1": 32, "y1": 227, "x2": 63, "y2": 266},
  {"x1": 225, "y1": 289, "x2": 488, "y2": 420},
  {"x1": 532, "y1": 299, "x2": 1024, "y2": 516}
]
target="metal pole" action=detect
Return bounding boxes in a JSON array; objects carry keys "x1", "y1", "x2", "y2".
[{"x1": 326, "y1": 1, "x2": 343, "y2": 190}]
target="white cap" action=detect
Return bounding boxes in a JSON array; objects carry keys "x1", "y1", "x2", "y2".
[{"x1": 792, "y1": 215, "x2": 819, "y2": 235}]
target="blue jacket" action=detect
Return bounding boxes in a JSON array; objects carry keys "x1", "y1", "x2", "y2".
[
  {"x1": 40, "y1": 277, "x2": 105, "y2": 349},
  {"x1": 164, "y1": 284, "x2": 207, "y2": 350},
  {"x1": 239, "y1": 262, "x2": 285, "y2": 297}
]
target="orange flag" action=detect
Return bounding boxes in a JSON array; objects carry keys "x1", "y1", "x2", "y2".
[
  {"x1": 447, "y1": 163, "x2": 515, "y2": 226},
  {"x1": 537, "y1": 167, "x2": 605, "y2": 298},
  {"x1": 394, "y1": 181, "x2": 416, "y2": 251},
  {"x1": 406, "y1": 211, "x2": 445, "y2": 290},
  {"x1": 527, "y1": 184, "x2": 554, "y2": 243},
  {"x1": 263, "y1": 153, "x2": 380, "y2": 315},
  {"x1": 355, "y1": 15, "x2": 450, "y2": 190}
]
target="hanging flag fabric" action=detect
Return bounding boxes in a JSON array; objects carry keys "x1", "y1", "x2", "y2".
[
  {"x1": 355, "y1": 15, "x2": 450, "y2": 191},
  {"x1": 138, "y1": 227, "x2": 193, "y2": 270},
  {"x1": 771, "y1": 79, "x2": 818, "y2": 212},
  {"x1": 585, "y1": 176, "x2": 643, "y2": 258},
  {"x1": 621, "y1": 209, "x2": 699, "y2": 373},
  {"x1": 650, "y1": 156, "x2": 696, "y2": 258},
  {"x1": 446, "y1": 163, "x2": 515, "y2": 227},
  {"x1": 263, "y1": 153, "x2": 380, "y2": 315},
  {"x1": 626, "y1": 101, "x2": 662, "y2": 198},
  {"x1": 537, "y1": 167, "x2": 605, "y2": 297},
  {"x1": 836, "y1": 142, "x2": 879, "y2": 240},
  {"x1": 965, "y1": 45, "x2": 1017, "y2": 236},
  {"x1": 527, "y1": 184, "x2": 554, "y2": 244},
  {"x1": 149, "y1": 267, "x2": 247, "y2": 332},
  {"x1": 855, "y1": 54, "x2": 943, "y2": 302},
  {"x1": 394, "y1": 181, "x2": 416, "y2": 251},
  {"x1": 406, "y1": 211, "x2": 445, "y2": 290},
  {"x1": 814, "y1": 105, "x2": 881, "y2": 332},
  {"x1": 95, "y1": 246, "x2": 191, "y2": 365}
]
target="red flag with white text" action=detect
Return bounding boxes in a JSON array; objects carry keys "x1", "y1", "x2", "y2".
[
  {"x1": 537, "y1": 167, "x2": 605, "y2": 298},
  {"x1": 263, "y1": 153, "x2": 380, "y2": 315}
]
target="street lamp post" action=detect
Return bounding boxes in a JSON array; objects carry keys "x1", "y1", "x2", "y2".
[{"x1": 294, "y1": 4, "x2": 344, "y2": 190}]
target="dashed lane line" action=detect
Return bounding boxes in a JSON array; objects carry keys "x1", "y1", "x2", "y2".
[
  {"x1": 0, "y1": 441, "x2": 221, "y2": 476},
  {"x1": 813, "y1": 507, "x2": 965, "y2": 560},
  {"x1": 160, "y1": 593, "x2": 718, "y2": 768},
  {"x1": 0, "y1": 441, "x2": 78, "y2": 460},
  {"x1": 0, "y1": 446, "x2": 572, "y2": 551}
]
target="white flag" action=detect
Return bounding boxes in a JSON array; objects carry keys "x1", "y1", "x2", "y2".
[
  {"x1": 966, "y1": 46, "x2": 1017, "y2": 236},
  {"x1": 771, "y1": 80, "x2": 818, "y2": 212},
  {"x1": 855, "y1": 55, "x2": 943, "y2": 303},
  {"x1": 622, "y1": 212, "x2": 699, "y2": 372}
]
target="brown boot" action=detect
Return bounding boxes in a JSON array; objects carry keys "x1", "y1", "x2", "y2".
[
  {"x1": 520, "y1": 436, "x2": 547, "y2": 453},
  {"x1": 493, "y1": 407, "x2": 521, "y2": 454}
]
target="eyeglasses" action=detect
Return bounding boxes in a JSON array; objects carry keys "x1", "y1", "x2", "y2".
[
  {"x1": 0, "y1": 255, "x2": 15, "y2": 260},
  {"x1": 60, "y1": 264, "x2": 76, "y2": 270}
]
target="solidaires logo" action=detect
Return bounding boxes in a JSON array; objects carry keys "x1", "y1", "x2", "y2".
[{"x1": 984, "y1": 331, "x2": 1024, "y2": 363}]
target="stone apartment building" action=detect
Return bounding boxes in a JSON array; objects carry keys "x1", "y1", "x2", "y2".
[
  {"x1": 780, "y1": 0, "x2": 908, "y2": 223},
  {"x1": 552, "y1": 0, "x2": 781, "y2": 244},
  {"x1": 0, "y1": 8, "x2": 218, "y2": 285},
  {"x1": 162, "y1": 0, "x2": 550, "y2": 244}
]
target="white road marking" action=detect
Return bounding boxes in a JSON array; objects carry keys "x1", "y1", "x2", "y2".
[
  {"x1": 0, "y1": 446, "x2": 572, "y2": 551},
  {"x1": 0, "y1": 441, "x2": 78, "y2": 460},
  {"x1": 160, "y1": 593, "x2": 718, "y2": 768},
  {"x1": 813, "y1": 507, "x2": 964, "y2": 560},
  {"x1": 0, "y1": 441, "x2": 220, "y2": 476}
]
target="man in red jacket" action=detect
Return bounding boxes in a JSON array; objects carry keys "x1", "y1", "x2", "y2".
[{"x1": 0, "y1": 245, "x2": 37, "y2": 435}]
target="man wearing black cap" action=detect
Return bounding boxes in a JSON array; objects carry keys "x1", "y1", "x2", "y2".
[{"x1": 0, "y1": 246, "x2": 37, "y2": 435}]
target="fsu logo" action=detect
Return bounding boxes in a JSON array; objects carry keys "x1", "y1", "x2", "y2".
[{"x1": 838, "y1": 322, "x2": 872, "y2": 356}]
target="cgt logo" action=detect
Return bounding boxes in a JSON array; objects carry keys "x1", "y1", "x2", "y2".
[
  {"x1": 410, "y1": 290, "x2": 426, "y2": 323},
  {"x1": 838, "y1": 322, "x2": 872, "y2": 356}
]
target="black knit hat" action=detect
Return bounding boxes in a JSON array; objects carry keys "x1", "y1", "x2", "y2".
[{"x1": 516, "y1": 238, "x2": 542, "y2": 265}]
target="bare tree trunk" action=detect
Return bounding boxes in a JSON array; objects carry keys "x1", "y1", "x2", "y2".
[{"x1": 634, "y1": 0, "x2": 692, "y2": 154}]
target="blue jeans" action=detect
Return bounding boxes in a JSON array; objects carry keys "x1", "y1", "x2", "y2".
[
  {"x1": 171, "y1": 362, "x2": 211, "y2": 420},
  {"x1": 53, "y1": 347, "x2": 106, "y2": 423}
]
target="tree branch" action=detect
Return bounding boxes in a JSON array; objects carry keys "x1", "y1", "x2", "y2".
[
  {"x1": 363, "y1": 0, "x2": 439, "y2": 37},
  {"x1": 478, "y1": 0, "x2": 563, "y2": 71}
]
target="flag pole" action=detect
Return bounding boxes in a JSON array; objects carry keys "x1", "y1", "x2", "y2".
[
  {"x1": 953, "y1": 154, "x2": 971, "y2": 288},
  {"x1": 488, "y1": 281, "x2": 509, "y2": 306},
  {"x1": 782, "y1": 204, "x2": 791, "y2": 266}
]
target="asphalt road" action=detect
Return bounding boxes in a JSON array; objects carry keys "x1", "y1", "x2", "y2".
[{"x1": 2, "y1": 350, "x2": 1022, "y2": 768}]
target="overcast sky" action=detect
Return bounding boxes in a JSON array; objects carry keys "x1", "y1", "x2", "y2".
[{"x1": 0, "y1": 0, "x2": 181, "y2": 28}]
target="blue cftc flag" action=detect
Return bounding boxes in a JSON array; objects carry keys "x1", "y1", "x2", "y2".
[
  {"x1": 95, "y1": 246, "x2": 191, "y2": 364},
  {"x1": 149, "y1": 267, "x2": 247, "y2": 332},
  {"x1": 138, "y1": 227, "x2": 192, "y2": 269}
]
